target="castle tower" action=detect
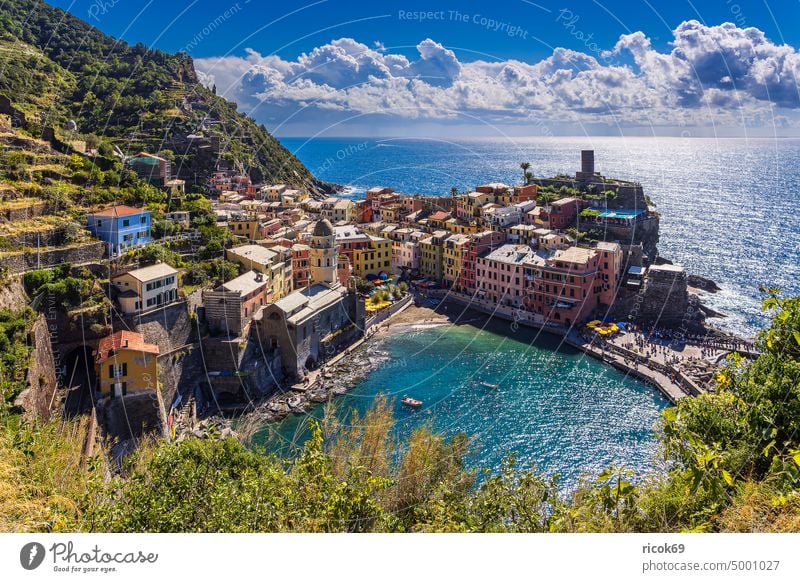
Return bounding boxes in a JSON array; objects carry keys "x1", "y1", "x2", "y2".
[{"x1": 309, "y1": 219, "x2": 339, "y2": 286}]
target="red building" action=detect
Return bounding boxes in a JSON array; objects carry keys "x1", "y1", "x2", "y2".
[
  {"x1": 291, "y1": 244, "x2": 311, "y2": 290},
  {"x1": 547, "y1": 197, "x2": 582, "y2": 230},
  {"x1": 354, "y1": 199, "x2": 373, "y2": 223},
  {"x1": 456, "y1": 230, "x2": 505, "y2": 294}
]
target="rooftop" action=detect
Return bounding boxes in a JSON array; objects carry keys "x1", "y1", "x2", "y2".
[
  {"x1": 596, "y1": 241, "x2": 621, "y2": 252},
  {"x1": 484, "y1": 244, "x2": 538, "y2": 265},
  {"x1": 89, "y1": 205, "x2": 148, "y2": 218},
  {"x1": 334, "y1": 225, "x2": 370, "y2": 241},
  {"x1": 649, "y1": 263, "x2": 685, "y2": 274},
  {"x1": 271, "y1": 283, "x2": 347, "y2": 325},
  {"x1": 96, "y1": 330, "x2": 159, "y2": 363},
  {"x1": 551, "y1": 196, "x2": 579, "y2": 206},
  {"x1": 227, "y1": 244, "x2": 278, "y2": 266},
  {"x1": 114, "y1": 262, "x2": 177, "y2": 282},
  {"x1": 221, "y1": 270, "x2": 269, "y2": 295},
  {"x1": 552, "y1": 246, "x2": 596, "y2": 265}
]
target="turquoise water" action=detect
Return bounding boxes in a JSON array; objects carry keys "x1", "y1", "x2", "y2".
[{"x1": 257, "y1": 319, "x2": 669, "y2": 486}]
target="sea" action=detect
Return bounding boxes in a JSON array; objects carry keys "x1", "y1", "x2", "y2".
[
  {"x1": 256, "y1": 136, "x2": 800, "y2": 485},
  {"x1": 282, "y1": 135, "x2": 800, "y2": 338},
  {"x1": 257, "y1": 320, "x2": 670, "y2": 486}
]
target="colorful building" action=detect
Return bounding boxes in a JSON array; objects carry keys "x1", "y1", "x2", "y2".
[
  {"x1": 524, "y1": 246, "x2": 602, "y2": 326},
  {"x1": 95, "y1": 330, "x2": 159, "y2": 398},
  {"x1": 126, "y1": 152, "x2": 171, "y2": 186},
  {"x1": 111, "y1": 262, "x2": 178, "y2": 314},
  {"x1": 203, "y1": 270, "x2": 270, "y2": 336},
  {"x1": 332, "y1": 198, "x2": 355, "y2": 223},
  {"x1": 476, "y1": 244, "x2": 539, "y2": 308},
  {"x1": 86, "y1": 205, "x2": 151, "y2": 256},
  {"x1": 457, "y1": 230, "x2": 505, "y2": 294},
  {"x1": 291, "y1": 244, "x2": 311, "y2": 290},
  {"x1": 418, "y1": 230, "x2": 450, "y2": 283},
  {"x1": 442, "y1": 234, "x2": 470, "y2": 288},
  {"x1": 352, "y1": 236, "x2": 392, "y2": 278}
]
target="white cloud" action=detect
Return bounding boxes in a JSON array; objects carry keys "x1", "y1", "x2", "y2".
[{"x1": 194, "y1": 21, "x2": 800, "y2": 132}]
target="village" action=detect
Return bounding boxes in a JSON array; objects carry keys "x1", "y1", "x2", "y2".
[{"x1": 1, "y1": 141, "x2": 747, "y2": 445}]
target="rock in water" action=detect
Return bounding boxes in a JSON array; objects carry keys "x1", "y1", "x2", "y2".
[{"x1": 688, "y1": 274, "x2": 722, "y2": 293}]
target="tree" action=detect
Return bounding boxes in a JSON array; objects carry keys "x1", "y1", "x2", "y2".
[{"x1": 520, "y1": 162, "x2": 530, "y2": 184}]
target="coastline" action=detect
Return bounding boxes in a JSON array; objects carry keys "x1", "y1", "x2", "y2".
[{"x1": 244, "y1": 294, "x2": 715, "y2": 434}]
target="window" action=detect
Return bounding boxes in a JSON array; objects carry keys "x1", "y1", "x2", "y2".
[
  {"x1": 109, "y1": 363, "x2": 128, "y2": 378},
  {"x1": 140, "y1": 216, "x2": 147, "y2": 224},
  {"x1": 122, "y1": 219, "x2": 130, "y2": 227}
]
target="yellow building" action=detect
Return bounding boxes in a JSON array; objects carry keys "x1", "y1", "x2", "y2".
[
  {"x1": 352, "y1": 236, "x2": 392, "y2": 277},
  {"x1": 442, "y1": 234, "x2": 470, "y2": 288},
  {"x1": 269, "y1": 259, "x2": 293, "y2": 300},
  {"x1": 463, "y1": 191, "x2": 492, "y2": 219},
  {"x1": 95, "y1": 330, "x2": 159, "y2": 398},
  {"x1": 227, "y1": 216, "x2": 263, "y2": 241},
  {"x1": 332, "y1": 199, "x2": 355, "y2": 223},
  {"x1": 419, "y1": 230, "x2": 450, "y2": 282},
  {"x1": 444, "y1": 218, "x2": 479, "y2": 235}
]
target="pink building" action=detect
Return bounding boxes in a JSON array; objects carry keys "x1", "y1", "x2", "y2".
[
  {"x1": 392, "y1": 240, "x2": 419, "y2": 274},
  {"x1": 596, "y1": 241, "x2": 623, "y2": 306},
  {"x1": 524, "y1": 246, "x2": 602, "y2": 326},
  {"x1": 476, "y1": 244, "x2": 539, "y2": 308},
  {"x1": 458, "y1": 230, "x2": 505, "y2": 294}
]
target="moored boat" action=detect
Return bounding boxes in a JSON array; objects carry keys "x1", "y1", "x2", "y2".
[
  {"x1": 401, "y1": 395, "x2": 422, "y2": 408},
  {"x1": 480, "y1": 381, "x2": 500, "y2": 389}
]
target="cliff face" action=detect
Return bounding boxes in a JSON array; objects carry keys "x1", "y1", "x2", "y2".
[
  {"x1": 0, "y1": 0, "x2": 331, "y2": 193},
  {"x1": 0, "y1": 279, "x2": 60, "y2": 420}
]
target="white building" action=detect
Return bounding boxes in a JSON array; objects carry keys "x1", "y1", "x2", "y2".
[{"x1": 112, "y1": 262, "x2": 178, "y2": 313}]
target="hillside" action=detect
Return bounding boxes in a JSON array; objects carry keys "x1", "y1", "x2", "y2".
[{"x1": 0, "y1": 0, "x2": 332, "y2": 193}]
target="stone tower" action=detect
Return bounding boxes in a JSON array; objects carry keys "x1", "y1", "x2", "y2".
[{"x1": 309, "y1": 219, "x2": 339, "y2": 286}]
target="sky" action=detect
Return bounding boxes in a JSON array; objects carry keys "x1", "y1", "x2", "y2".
[{"x1": 49, "y1": 0, "x2": 800, "y2": 137}]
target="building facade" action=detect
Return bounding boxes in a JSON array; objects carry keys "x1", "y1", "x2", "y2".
[
  {"x1": 111, "y1": 263, "x2": 178, "y2": 314},
  {"x1": 86, "y1": 206, "x2": 151, "y2": 256},
  {"x1": 95, "y1": 330, "x2": 159, "y2": 398}
]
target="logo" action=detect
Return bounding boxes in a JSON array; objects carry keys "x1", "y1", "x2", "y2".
[{"x1": 20, "y1": 542, "x2": 46, "y2": 570}]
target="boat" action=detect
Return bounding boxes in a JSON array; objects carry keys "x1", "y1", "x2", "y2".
[
  {"x1": 401, "y1": 395, "x2": 422, "y2": 408},
  {"x1": 480, "y1": 381, "x2": 500, "y2": 389}
]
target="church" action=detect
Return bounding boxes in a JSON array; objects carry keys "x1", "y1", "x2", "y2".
[{"x1": 254, "y1": 219, "x2": 365, "y2": 379}]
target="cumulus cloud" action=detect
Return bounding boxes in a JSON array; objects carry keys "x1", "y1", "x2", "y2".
[{"x1": 195, "y1": 21, "x2": 800, "y2": 131}]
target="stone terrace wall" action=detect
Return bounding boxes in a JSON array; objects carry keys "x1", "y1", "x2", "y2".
[
  {"x1": 0, "y1": 241, "x2": 106, "y2": 275},
  {"x1": 16, "y1": 314, "x2": 59, "y2": 421}
]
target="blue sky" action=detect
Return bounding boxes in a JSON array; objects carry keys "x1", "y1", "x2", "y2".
[{"x1": 50, "y1": 0, "x2": 800, "y2": 136}]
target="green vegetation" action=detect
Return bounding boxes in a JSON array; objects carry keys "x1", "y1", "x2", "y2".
[
  {"x1": 23, "y1": 264, "x2": 93, "y2": 309},
  {"x1": 0, "y1": 0, "x2": 325, "y2": 190},
  {"x1": 1, "y1": 291, "x2": 798, "y2": 532},
  {"x1": 0, "y1": 308, "x2": 34, "y2": 407}
]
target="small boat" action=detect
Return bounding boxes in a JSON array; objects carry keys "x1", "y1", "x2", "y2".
[
  {"x1": 480, "y1": 381, "x2": 500, "y2": 390},
  {"x1": 401, "y1": 395, "x2": 422, "y2": 408}
]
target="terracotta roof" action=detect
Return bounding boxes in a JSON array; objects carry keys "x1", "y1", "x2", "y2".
[
  {"x1": 90, "y1": 205, "x2": 147, "y2": 218},
  {"x1": 95, "y1": 331, "x2": 159, "y2": 363},
  {"x1": 429, "y1": 211, "x2": 450, "y2": 221}
]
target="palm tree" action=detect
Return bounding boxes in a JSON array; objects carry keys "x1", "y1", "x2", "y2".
[
  {"x1": 520, "y1": 162, "x2": 530, "y2": 185},
  {"x1": 524, "y1": 171, "x2": 534, "y2": 185}
]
